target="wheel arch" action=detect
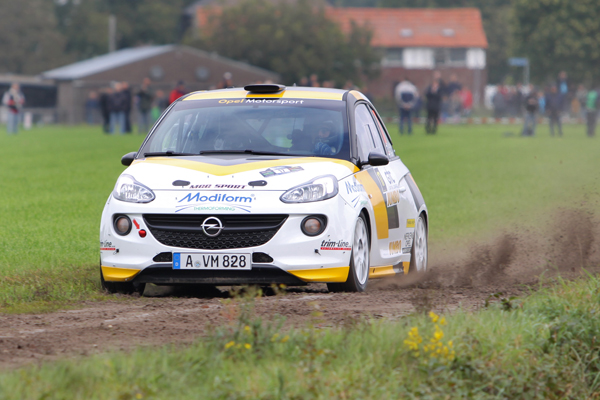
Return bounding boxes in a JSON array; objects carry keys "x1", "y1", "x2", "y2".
[{"x1": 358, "y1": 207, "x2": 372, "y2": 248}]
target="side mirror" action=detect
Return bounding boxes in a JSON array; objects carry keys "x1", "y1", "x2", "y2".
[
  {"x1": 359, "y1": 152, "x2": 389, "y2": 168},
  {"x1": 121, "y1": 152, "x2": 137, "y2": 166}
]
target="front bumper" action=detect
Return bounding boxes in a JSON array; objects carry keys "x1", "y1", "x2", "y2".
[{"x1": 100, "y1": 191, "x2": 357, "y2": 284}]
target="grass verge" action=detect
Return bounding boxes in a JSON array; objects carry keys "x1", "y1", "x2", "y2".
[
  {"x1": 0, "y1": 124, "x2": 599, "y2": 312},
  {"x1": 2, "y1": 276, "x2": 600, "y2": 398}
]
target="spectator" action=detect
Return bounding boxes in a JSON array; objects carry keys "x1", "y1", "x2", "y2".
[
  {"x1": 394, "y1": 78, "x2": 418, "y2": 135},
  {"x1": 85, "y1": 91, "x2": 99, "y2": 125},
  {"x1": 537, "y1": 90, "x2": 546, "y2": 115},
  {"x1": 557, "y1": 71, "x2": 569, "y2": 113},
  {"x1": 151, "y1": 90, "x2": 169, "y2": 123},
  {"x1": 425, "y1": 78, "x2": 442, "y2": 134},
  {"x1": 99, "y1": 87, "x2": 112, "y2": 133},
  {"x1": 460, "y1": 87, "x2": 473, "y2": 116},
  {"x1": 492, "y1": 86, "x2": 507, "y2": 118},
  {"x1": 585, "y1": 87, "x2": 598, "y2": 137},
  {"x1": 218, "y1": 72, "x2": 233, "y2": 89},
  {"x1": 309, "y1": 74, "x2": 320, "y2": 87},
  {"x1": 136, "y1": 77, "x2": 153, "y2": 134},
  {"x1": 445, "y1": 74, "x2": 462, "y2": 97},
  {"x1": 2, "y1": 83, "x2": 25, "y2": 134},
  {"x1": 522, "y1": 89, "x2": 538, "y2": 136},
  {"x1": 169, "y1": 81, "x2": 187, "y2": 105},
  {"x1": 121, "y1": 82, "x2": 132, "y2": 133},
  {"x1": 545, "y1": 85, "x2": 563, "y2": 137},
  {"x1": 576, "y1": 84, "x2": 588, "y2": 119},
  {"x1": 109, "y1": 82, "x2": 127, "y2": 134}
]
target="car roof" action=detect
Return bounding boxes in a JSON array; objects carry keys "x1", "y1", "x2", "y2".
[{"x1": 183, "y1": 86, "x2": 367, "y2": 102}]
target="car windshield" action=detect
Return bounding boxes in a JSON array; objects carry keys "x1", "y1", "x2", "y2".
[{"x1": 139, "y1": 98, "x2": 349, "y2": 160}]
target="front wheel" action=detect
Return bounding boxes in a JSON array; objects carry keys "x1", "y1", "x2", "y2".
[
  {"x1": 328, "y1": 215, "x2": 370, "y2": 292},
  {"x1": 409, "y1": 214, "x2": 428, "y2": 273}
]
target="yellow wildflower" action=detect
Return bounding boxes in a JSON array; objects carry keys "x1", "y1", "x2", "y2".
[
  {"x1": 244, "y1": 343, "x2": 252, "y2": 349},
  {"x1": 225, "y1": 341, "x2": 235, "y2": 349}
]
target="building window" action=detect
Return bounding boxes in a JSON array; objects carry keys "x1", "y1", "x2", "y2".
[
  {"x1": 382, "y1": 48, "x2": 404, "y2": 67},
  {"x1": 434, "y1": 48, "x2": 467, "y2": 67}
]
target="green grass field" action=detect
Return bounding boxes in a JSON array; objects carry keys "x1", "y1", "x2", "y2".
[
  {"x1": 0, "y1": 123, "x2": 598, "y2": 311},
  {"x1": 2, "y1": 123, "x2": 600, "y2": 398}
]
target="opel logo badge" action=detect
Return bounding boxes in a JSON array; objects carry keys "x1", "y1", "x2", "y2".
[{"x1": 201, "y1": 217, "x2": 223, "y2": 237}]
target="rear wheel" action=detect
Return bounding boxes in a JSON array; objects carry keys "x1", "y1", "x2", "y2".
[
  {"x1": 100, "y1": 266, "x2": 145, "y2": 295},
  {"x1": 409, "y1": 214, "x2": 428, "y2": 273},
  {"x1": 328, "y1": 215, "x2": 370, "y2": 292}
]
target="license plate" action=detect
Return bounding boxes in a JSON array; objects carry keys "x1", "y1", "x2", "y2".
[{"x1": 173, "y1": 253, "x2": 252, "y2": 270}]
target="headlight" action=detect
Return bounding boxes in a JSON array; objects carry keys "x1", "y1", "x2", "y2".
[
  {"x1": 112, "y1": 174, "x2": 155, "y2": 203},
  {"x1": 280, "y1": 175, "x2": 338, "y2": 203}
]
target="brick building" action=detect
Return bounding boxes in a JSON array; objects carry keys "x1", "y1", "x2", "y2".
[{"x1": 42, "y1": 45, "x2": 280, "y2": 124}]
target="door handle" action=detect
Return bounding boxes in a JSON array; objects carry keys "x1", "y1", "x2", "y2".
[{"x1": 399, "y1": 186, "x2": 407, "y2": 193}]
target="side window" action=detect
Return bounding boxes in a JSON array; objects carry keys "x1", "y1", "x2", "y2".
[
  {"x1": 370, "y1": 108, "x2": 396, "y2": 157},
  {"x1": 355, "y1": 104, "x2": 386, "y2": 162}
]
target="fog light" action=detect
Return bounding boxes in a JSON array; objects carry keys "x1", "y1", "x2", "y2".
[
  {"x1": 301, "y1": 215, "x2": 326, "y2": 236},
  {"x1": 113, "y1": 215, "x2": 132, "y2": 236},
  {"x1": 139, "y1": 229, "x2": 147, "y2": 238}
]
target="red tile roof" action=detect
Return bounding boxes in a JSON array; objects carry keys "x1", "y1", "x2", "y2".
[{"x1": 326, "y1": 8, "x2": 488, "y2": 49}]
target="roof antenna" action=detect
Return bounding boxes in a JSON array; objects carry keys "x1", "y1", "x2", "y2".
[{"x1": 293, "y1": 83, "x2": 297, "y2": 86}]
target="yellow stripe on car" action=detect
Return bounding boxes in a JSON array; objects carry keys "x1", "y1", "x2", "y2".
[
  {"x1": 184, "y1": 90, "x2": 344, "y2": 101},
  {"x1": 101, "y1": 266, "x2": 141, "y2": 282},
  {"x1": 354, "y1": 171, "x2": 389, "y2": 239},
  {"x1": 134, "y1": 157, "x2": 359, "y2": 176},
  {"x1": 368, "y1": 265, "x2": 395, "y2": 278},
  {"x1": 288, "y1": 266, "x2": 349, "y2": 282}
]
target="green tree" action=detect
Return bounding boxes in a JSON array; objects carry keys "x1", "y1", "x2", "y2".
[
  {"x1": 512, "y1": 0, "x2": 600, "y2": 85},
  {"x1": 0, "y1": 0, "x2": 70, "y2": 74},
  {"x1": 55, "y1": 0, "x2": 194, "y2": 60},
  {"x1": 189, "y1": 0, "x2": 380, "y2": 86}
]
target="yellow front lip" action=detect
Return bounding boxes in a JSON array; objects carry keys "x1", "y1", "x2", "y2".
[
  {"x1": 101, "y1": 266, "x2": 141, "y2": 282},
  {"x1": 288, "y1": 266, "x2": 349, "y2": 283}
]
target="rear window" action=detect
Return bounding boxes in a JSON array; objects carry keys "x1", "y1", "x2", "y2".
[{"x1": 139, "y1": 98, "x2": 349, "y2": 160}]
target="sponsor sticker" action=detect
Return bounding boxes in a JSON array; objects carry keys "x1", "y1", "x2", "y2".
[
  {"x1": 406, "y1": 219, "x2": 415, "y2": 228},
  {"x1": 187, "y1": 184, "x2": 248, "y2": 189},
  {"x1": 345, "y1": 179, "x2": 365, "y2": 194},
  {"x1": 100, "y1": 240, "x2": 116, "y2": 251},
  {"x1": 389, "y1": 240, "x2": 402, "y2": 255},
  {"x1": 404, "y1": 232, "x2": 414, "y2": 248},
  {"x1": 175, "y1": 192, "x2": 255, "y2": 213},
  {"x1": 385, "y1": 189, "x2": 401, "y2": 207},
  {"x1": 384, "y1": 170, "x2": 396, "y2": 185},
  {"x1": 320, "y1": 239, "x2": 351, "y2": 251},
  {"x1": 218, "y1": 99, "x2": 305, "y2": 105},
  {"x1": 260, "y1": 166, "x2": 303, "y2": 177}
]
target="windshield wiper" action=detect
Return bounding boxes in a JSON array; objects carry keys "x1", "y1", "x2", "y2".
[
  {"x1": 144, "y1": 151, "x2": 197, "y2": 157},
  {"x1": 199, "y1": 150, "x2": 303, "y2": 157}
]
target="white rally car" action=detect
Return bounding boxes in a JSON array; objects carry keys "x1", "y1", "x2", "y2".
[{"x1": 100, "y1": 84, "x2": 428, "y2": 294}]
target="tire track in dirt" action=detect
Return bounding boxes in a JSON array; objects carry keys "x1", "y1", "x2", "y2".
[{"x1": 1, "y1": 208, "x2": 598, "y2": 370}]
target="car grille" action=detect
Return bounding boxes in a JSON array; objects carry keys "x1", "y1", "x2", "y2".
[{"x1": 143, "y1": 214, "x2": 288, "y2": 250}]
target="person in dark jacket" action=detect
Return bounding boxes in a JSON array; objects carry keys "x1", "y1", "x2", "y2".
[
  {"x1": 545, "y1": 85, "x2": 563, "y2": 137},
  {"x1": 121, "y1": 81, "x2": 132, "y2": 133},
  {"x1": 109, "y1": 82, "x2": 127, "y2": 134},
  {"x1": 522, "y1": 89, "x2": 538, "y2": 137},
  {"x1": 136, "y1": 77, "x2": 153, "y2": 134},
  {"x1": 99, "y1": 87, "x2": 112, "y2": 133},
  {"x1": 425, "y1": 79, "x2": 442, "y2": 134}
]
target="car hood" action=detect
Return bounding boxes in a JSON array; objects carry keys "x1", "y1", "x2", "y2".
[{"x1": 124, "y1": 155, "x2": 359, "y2": 191}]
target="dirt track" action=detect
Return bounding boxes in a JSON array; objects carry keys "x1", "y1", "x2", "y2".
[{"x1": 1, "y1": 208, "x2": 598, "y2": 370}]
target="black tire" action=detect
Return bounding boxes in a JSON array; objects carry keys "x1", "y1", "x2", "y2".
[
  {"x1": 100, "y1": 266, "x2": 145, "y2": 295},
  {"x1": 328, "y1": 214, "x2": 370, "y2": 293},
  {"x1": 409, "y1": 214, "x2": 428, "y2": 273}
]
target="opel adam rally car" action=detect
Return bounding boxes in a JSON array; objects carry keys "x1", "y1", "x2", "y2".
[{"x1": 100, "y1": 84, "x2": 428, "y2": 294}]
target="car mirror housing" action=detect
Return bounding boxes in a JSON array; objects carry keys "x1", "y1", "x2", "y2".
[
  {"x1": 359, "y1": 152, "x2": 389, "y2": 168},
  {"x1": 121, "y1": 152, "x2": 137, "y2": 166}
]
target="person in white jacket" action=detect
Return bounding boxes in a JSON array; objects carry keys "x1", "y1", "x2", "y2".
[
  {"x1": 2, "y1": 83, "x2": 25, "y2": 134},
  {"x1": 394, "y1": 79, "x2": 418, "y2": 135}
]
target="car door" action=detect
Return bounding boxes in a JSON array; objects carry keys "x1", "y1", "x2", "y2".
[
  {"x1": 369, "y1": 106, "x2": 418, "y2": 270},
  {"x1": 352, "y1": 102, "x2": 412, "y2": 268}
]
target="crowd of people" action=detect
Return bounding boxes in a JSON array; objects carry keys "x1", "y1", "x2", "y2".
[{"x1": 394, "y1": 72, "x2": 473, "y2": 135}]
